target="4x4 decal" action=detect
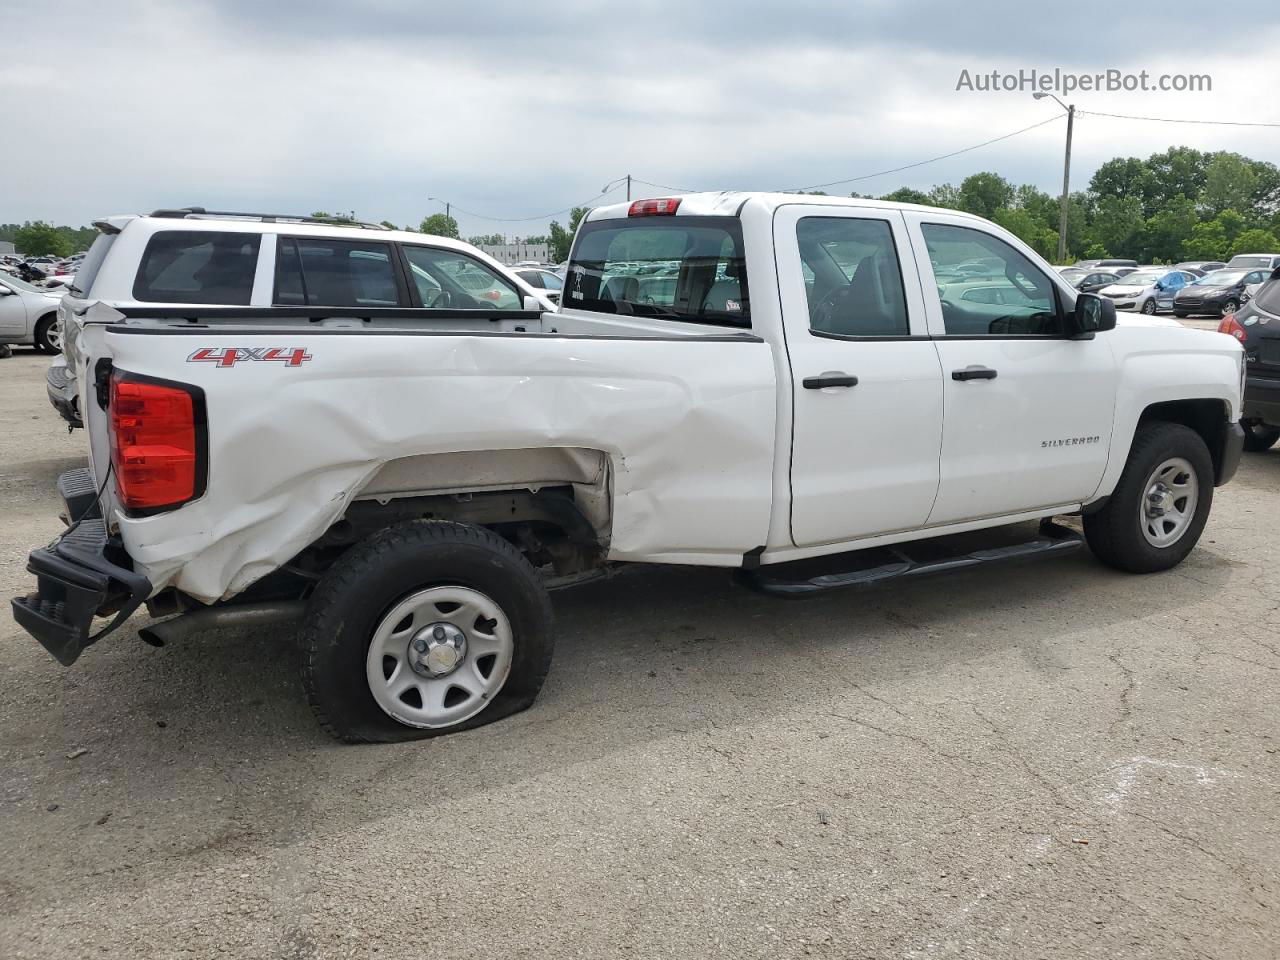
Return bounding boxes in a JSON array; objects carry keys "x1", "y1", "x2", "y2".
[{"x1": 188, "y1": 347, "x2": 313, "y2": 368}]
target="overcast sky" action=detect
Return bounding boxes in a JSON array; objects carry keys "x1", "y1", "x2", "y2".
[{"x1": 4, "y1": 0, "x2": 1279, "y2": 237}]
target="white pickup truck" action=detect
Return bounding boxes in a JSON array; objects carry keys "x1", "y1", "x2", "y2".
[{"x1": 13, "y1": 193, "x2": 1246, "y2": 742}]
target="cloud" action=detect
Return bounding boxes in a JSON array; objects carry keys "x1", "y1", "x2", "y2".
[{"x1": 4, "y1": 0, "x2": 1278, "y2": 235}]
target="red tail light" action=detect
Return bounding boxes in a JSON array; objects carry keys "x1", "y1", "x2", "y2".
[
  {"x1": 1218, "y1": 314, "x2": 1247, "y2": 342},
  {"x1": 109, "y1": 372, "x2": 206, "y2": 514},
  {"x1": 628, "y1": 197, "x2": 681, "y2": 217}
]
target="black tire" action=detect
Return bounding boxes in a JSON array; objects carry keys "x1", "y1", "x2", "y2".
[
  {"x1": 1083, "y1": 421, "x2": 1214, "y2": 574},
  {"x1": 1173, "y1": 310, "x2": 1189, "y2": 318},
  {"x1": 300, "y1": 520, "x2": 554, "y2": 743},
  {"x1": 1141, "y1": 298, "x2": 1157, "y2": 315},
  {"x1": 34, "y1": 315, "x2": 59, "y2": 354},
  {"x1": 1243, "y1": 422, "x2": 1280, "y2": 452}
]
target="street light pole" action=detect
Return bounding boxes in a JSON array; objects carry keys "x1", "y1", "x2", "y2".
[{"x1": 1034, "y1": 93, "x2": 1074, "y2": 263}]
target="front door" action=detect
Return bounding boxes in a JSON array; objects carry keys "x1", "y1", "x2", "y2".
[
  {"x1": 776, "y1": 205, "x2": 945, "y2": 547},
  {"x1": 0, "y1": 283, "x2": 28, "y2": 336},
  {"x1": 902, "y1": 214, "x2": 1118, "y2": 526}
]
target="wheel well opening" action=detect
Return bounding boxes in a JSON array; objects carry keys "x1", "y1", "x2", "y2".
[{"x1": 1138, "y1": 399, "x2": 1229, "y2": 476}]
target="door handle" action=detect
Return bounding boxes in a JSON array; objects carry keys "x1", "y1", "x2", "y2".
[
  {"x1": 952, "y1": 366, "x2": 998, "y2": 381},
  {"x1": 803, "y1": 373, "x2": 859, "y2": 389}
]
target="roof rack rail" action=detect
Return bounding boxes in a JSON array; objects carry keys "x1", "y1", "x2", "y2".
[{"x1": 147, "y1": 207, "x2": 391, "y2": 231}]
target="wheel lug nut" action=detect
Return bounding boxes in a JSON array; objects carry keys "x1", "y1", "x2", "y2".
[
  {"x1": 414, "y1": 639, "x2": 427, "y2": 652},
  {"x1": 433, "y1": 625, "x2": 446, "y2": 640}
]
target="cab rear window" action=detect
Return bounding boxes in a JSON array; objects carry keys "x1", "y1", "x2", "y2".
[
  {"x1": 133, "y1": 230, "x2": 260, "y2": 304},
  {"x1": 565, "y1": 217, "x2": 748, "y2": 327}
]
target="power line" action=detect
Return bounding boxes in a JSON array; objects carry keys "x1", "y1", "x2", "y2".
[
  {"x1": 630, "y1": 176, "x2": 700, "y2": 193},
  {"x1": 779, "y1": 113, "x2": 1066, "y2": 193},
  {"x1": 429, "y1": 182, "x2": 626, "y2": 223},
  {"x1": 1077, "y1": 109, "x2": 1280, "y2": 129}
]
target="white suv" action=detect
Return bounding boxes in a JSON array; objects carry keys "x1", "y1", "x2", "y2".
[{"x1": 53, "y1": 208, "x2": 556, "y2": 423}]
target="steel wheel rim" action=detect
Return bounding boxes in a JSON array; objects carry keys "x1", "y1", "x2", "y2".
[
  {"x1": 1142, "y1": 299, "x2": 1156, "y2": 314},
  {"x1": 1223, "y1": 300, "x2": 1238, "y2": 314},
  {"x1": 365, "y1": 585, "x2": 514, "y2": 729},
  {"x1": 48, "y1": 322, "x2": 63, "y2": 352},
  {"x1": 1140, "y1": 457, "x2": 1198, "y2": 548}
]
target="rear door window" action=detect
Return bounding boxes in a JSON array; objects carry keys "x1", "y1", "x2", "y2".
[
  {"x1": 275, "y1": 238, "x2": 401, "y2": 307},
  {"x1": 565, "y1": 217, "x2": 748, "y2": 327},
  {"x1": 133, "y1": 230, "x2": 261, "y2": 304},
  {"x1": 400, "y1": 246, "x2": 522, "y2": 309}
]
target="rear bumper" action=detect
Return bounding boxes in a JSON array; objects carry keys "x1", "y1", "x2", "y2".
[
  {"x1": 10, "y1": 470, "x2": 150, "y2": 665},
  {"x1": 1243, "y1": 374, "x2": 1280, "y2": 428}
]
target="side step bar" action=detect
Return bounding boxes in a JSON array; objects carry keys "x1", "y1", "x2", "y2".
[{"x1": 737, "y1": 521, "x2": 1084, "y2": 597}]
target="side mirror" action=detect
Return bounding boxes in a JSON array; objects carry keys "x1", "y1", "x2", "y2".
[
  {"x1": 1071, "y1": 292, "x2": 1116, "y2": 338},
  {"x1": 522, "y1": 294, "x2": 544, "y2": 311}
]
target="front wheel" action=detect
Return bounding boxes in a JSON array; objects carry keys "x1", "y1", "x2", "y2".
[
  {"x1": 1141, "y1": 298, "x2": 1157, "y2": 315},
  {"x1": 1243, "y1": 421, "x2": 1280, "y2": 452},
  {"x1": 1221, "y1": 299, "x2": 1239, "y2": 316},
  {"x1": 300, "y1": 520, "x2": 554, "y2": 742},
  {"x1": 1083, "y1": 421, "x2": 1214, "y2": 573}
]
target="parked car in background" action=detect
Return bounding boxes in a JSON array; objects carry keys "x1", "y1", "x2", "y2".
[
  {"x1": 45, "y1": 354, "x2": 79, "y2": 426},
  {"x1": 1173, "y1": 268, "x2": 1271, "y2": 317},
  {"x1": 1220, "y1": 269, "x2": 1280, "y2": 451},
  {"x1": 1071, "y1": 270, "x2": 1123, "y2": 294},
  {"x1": 1226, "y1": 253, "x2": 1280, "y2": 271},
  {"x1": 1074, "y1": 258, "x2": 1138, "y2": 271},
  {"x1": 1176, "y1": 261, "x2": 1226, "y2": 276},
  {"x1": 0, "y1": 272, "x2": 65, "y2": 353},
  {"x1": 50, "y1": 207, "x2": 556, "y2": 425},
  {"x1": 513, "y1": 266, "x2": 563, "y2": 304},
  {"x1": 1098, "y1": 268, "x2": 1198, "y2": 314}
]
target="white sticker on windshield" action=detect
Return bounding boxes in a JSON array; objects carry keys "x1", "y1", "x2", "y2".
[{"x1": 725, "y1": 299, "x2": 741, "y2": 312}]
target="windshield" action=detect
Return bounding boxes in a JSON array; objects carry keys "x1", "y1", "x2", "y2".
[
  {"x1": 1228, "y1": 256, "x2": 1273, "y2": 268},
  {"x1": 0, "y1": 272, "x2": 48, "y2": 294},
  {"x1": 565, "y1": 216, "x2": 748, "y2": 327},
  {"x1": 1196, "y1": 270, "x2": 1248, "y2": 285}
]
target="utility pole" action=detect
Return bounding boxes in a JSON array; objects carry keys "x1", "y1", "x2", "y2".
[
  {"x1": 1057, "y1": 105, "x2": 1074, "y2": 263},
  {"x1": 1033, "y1": 93, "x2": 1074, "y2": 263},
  {"x1": 626, "y1": 174, "x2": 631, "y2": 201}
]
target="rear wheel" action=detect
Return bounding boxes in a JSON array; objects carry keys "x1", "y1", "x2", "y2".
[
  {"x1": 1083, "y1": 421, "x2": 1213, "y2": 573},
  {"x1": 300, "y1": 520, "x2": 554, "y2": 742},
  {"x1": 34, "y1": 315, "x2": 60, "y2": 354},
  {"x1": 1243, "y1": 421, "x2": 1280, "y2": 452}
]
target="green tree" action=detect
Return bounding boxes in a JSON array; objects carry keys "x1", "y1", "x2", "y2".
[
  {"x1": 927, "y1": 183, "x2": 962, "y2": 210},
  {"x1": 419, "y1": 213, "x2": 460, "y2": 238},
  {"x1": 993, "y1": 207, "x2": 1057, "y2": 259},
  {"x1": 1184, "y1": 219, "x2": 1229, "y2": 260},
  {"x1": 1229, "y1": 227, "x2": 1280, "y2": 258},
  {"x1": 1201, "y1": 154, "x2": 1259, "y2": 217},
  {"x1": 1141, "y1": 194, "x2": 1198, "y2": 263},
  {"x1": 1089, "y1": 156, "x2": 1158, "y2": 215},
  {"x1": 1144, "y1": 146, "x2": 1209, "y2": 211},
  {"x1": 879, "y1": 187, "x2": 931, "y2": 205},
  {"x1": 1091, "y1": 196, "x2": 1145, "y2": 258},
  {"x1": 13, "y1": 222, "x2": 69, "y2": 257},
  {"x1": 958, "y1": 172, "x2": 1014, "y2": 219}
]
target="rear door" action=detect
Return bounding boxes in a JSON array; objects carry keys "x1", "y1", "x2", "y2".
[
  {"x1": 274, "y1": 237, "x2": 407, "y2": 307},
  {"x1": 902, "y1": 213, "x2": 1118, "y2": 525},
  {"x1": 776, "y1": 205, "x2": 944, "y2": 546},
  {"x1": 0, "y1": 281, "x2": 29, "y2": 336}
]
